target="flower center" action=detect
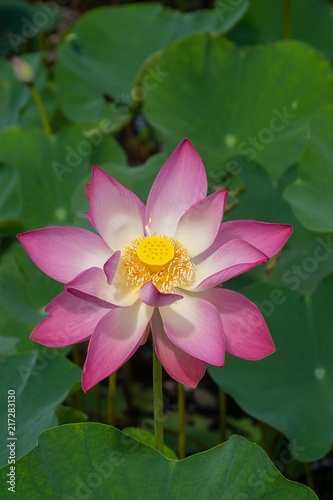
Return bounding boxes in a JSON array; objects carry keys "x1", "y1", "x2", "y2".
[
  {"x1": 121, "y1": 234, "x2": 194, "y2": 293},
  {"x1": 136, "y1": 236, "x2": 175, "y2": 271}
]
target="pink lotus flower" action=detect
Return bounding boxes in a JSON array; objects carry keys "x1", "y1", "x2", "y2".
[{"x1": 18, "y1": 140, "x2": 292, "y2": 390}]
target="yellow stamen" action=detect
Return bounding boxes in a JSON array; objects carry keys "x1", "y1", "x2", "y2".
[{"x1": 121, "y1": 234, "x2": 194, "y2": 293}]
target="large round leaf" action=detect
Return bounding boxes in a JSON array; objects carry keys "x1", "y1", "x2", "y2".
[
  {"x1": 209, "y1": 276, "x2": 333, "y2": 461},
  {"x1": 0, "y1": 424, "x2": 317, "y2": 499},
  {"x1": 55, "y1": 2, "x2": 249, "y2": 122},
  {"x1": 144, "y1": 35, "x2": 333, "y2": 179},
  {"x1": 0, "y1": 351, "x2": 81, "y2": 467},
  {"x1": 284, "y1": 106, "x2": 333, "y2": 232}
]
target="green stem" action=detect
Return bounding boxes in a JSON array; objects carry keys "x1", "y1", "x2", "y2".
[
  {"x1": 29, "y1": 83, "x2": 52, "y2": 135},
  {"x1": 73, "y1": 344, "x2": 83, "y2": 411},
  {"x1": 283, "y1": 0, "x2": 291, "y2": 39},
  {"x1": 258, "y1": 420, "x2": 272, "y2": 459},
  {"x1": 38, "y1": 32, "x2": 46, "y2": 52},
  {"x1": 122, "y1": 361, "x2": 134, "y2": 423},
  {"x1": 73, "y1": 343, "x2": 81, "y2": 366},
  {"x1": 176, "y1": 0, "x2": 187, "y2": 12},
  {"x1": 107, "y1": 372, "x2": 117, "y2": 426},
  {"x1": 218, "y1": 387, "x2": 227, "y2": 443},
  {"x1": 153, "y1": 344, "x2": 164, "y2": 453},
  {"x1": 94, "y1": 383, "x2": 102, "y2": 422},
  {"x1": 304, "y1": 462, "x2": 316, "y2": 493},
  {"x1": 177, "y1": 382, "x2": 186, "y2": 459}
]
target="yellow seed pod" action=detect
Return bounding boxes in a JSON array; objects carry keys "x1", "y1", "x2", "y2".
[{"x1": 136, "y1": 236, "x2": 175, "y2": 271}]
